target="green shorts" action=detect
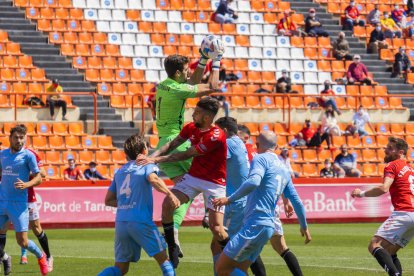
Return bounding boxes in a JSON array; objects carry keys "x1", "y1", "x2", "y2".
[{"x1": 157, "y1": 135, "x2": 192, "y2": 179}]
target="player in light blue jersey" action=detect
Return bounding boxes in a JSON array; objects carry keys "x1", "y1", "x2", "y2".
[
  {"x1": 215, "y1": 117, "x2": 266, "y2": 276},
  {"x1": 0, "y1": 125, "x2": 48, "y2": 275},
  {"x1": 213, "y1": 131, "x2": 297, "y2": 275},
  {"x1": 98, "y1": 134, "x2": 180, "y2": 276}
]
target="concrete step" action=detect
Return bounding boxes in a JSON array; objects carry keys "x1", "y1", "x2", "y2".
[
  {"x1": 86, "y1": 113, "x2": 123, "y2": 120},
  {"x1": 22, "y1": 48, "x2": 60, "y2": 55},
  {"x1": 30, "y1": 55, "x2": 67, "y2": 62},
  {"x1": 0, "y1": 23, "x2": 35, "y2": 30},
  {"x1": 8, "y1": 35, "x2": 48, "y2": 43}
]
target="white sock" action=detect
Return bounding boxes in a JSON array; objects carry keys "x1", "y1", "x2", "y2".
[
  {"x1": 173, "y1": 228, "x2": 180, "y2": 246},
  {"x1": 2, "y1": 253, "x2": 9, "y2": 260}
]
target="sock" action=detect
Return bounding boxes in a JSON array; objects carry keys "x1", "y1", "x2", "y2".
[
  {"x1": 163, "y1": 222, "x2": 175, "y2": 248},
  {"x1": 230, "y1": 268, "x2": 246, "y2": 276},
  {"x1": 21, "y1": 247, "x2": 27, "y2": 256},
  {"x1": 97, "y1": 266, "x2": 122, "y2": 276},
  {"x1": 26, "y1": 240, "x2": 42, "y2": 259},
  {"x1": 160, "y1": 261, "x2": 176, "y2": 276},
  {"x1": 37, "y1": 231, "x2": 51, "y2": 259},
  {"x1": 173, "y1": 228, "x2": 180, "y2": 246},
  {"x1": 372, "y1": 247, "x2": 400, "y2": 276},
  {"x1": 392, "y1": 254, "x2": 402, "y2": 275},
  {"x1": 281, "y1": 249, "x2": 303, "y2": 276},
  {"x1": 0, "y1": 234, "x2": 6, "y2": 259},
  {"x1": 250, "y1": 255, "x2": 266, "y2": 276},
  {"x1": 213, "y1": 254, "x2": 220, "y2": 276},
  {"x1": 218, "y1": 237, "x2": 230, "y2": 251},
  {"x1": 2, "y1": 253, "x2": 8, "y2": 261}
]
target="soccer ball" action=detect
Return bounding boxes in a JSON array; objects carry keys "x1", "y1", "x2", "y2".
[{"x1": 200, "y1": 35, "x2": 225, "y2": 59}]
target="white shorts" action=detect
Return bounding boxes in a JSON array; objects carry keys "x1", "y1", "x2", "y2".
[
  {"x1": 173, "y1": 174, "x2": 226, "y2": 213},
  {"x1": 375, "y1": 211, "x2": 414, "y2": 248},
  {"x1": 28, "y1": 202, "x2": 40, "y2": 221},
  {"x1": 273, "y1": 206, "x2": 284, "y2": 236}
]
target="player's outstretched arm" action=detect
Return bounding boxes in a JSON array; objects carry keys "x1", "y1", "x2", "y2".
[
  {"x1": 148, "y1": 173, "x2": 180, "y2": 209},
  {"x1": 188, "y1": 52, "x2": 209, "y2": 85},
  {"x1": 351, "y1": 177, "x2": 393, "y2": 198},
  {"x1": 105, "y1": 190, "x2": 117, "y2": 207},
  {"x1": 152, "y1": 135, "x2": 187, "y2": 158},
  {"x1": 153, "y1": 147, "x2": 200, "y2": 164}
]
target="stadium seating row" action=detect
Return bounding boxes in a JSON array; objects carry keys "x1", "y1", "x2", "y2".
[
  {"x1": 293, "y1": 162, "x2": 386, "y2": 177},
  {"x1": 38, "y1": 149, "x2": 126, "y2": 165},
  {"x1": 0, "y1": 68, "x2": 47, "y2": 82},
  {"x1": 0, "y1": 122, "x2": 85, "y2": 136},
  {"x1": 0, "y1": 94, "x2": 73, "y2": 107},
  {"x1": 0, "y1": 82, "x2": 58, "y2": 93},
  {"x1": 43, "y1": 163, "x2": 122, "y2": 179}
]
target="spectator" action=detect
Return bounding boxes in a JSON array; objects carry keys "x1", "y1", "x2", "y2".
[
  {"x1": 333, "y1": 144, "x2": 362, "y2": 177},
  {"x1": 407, "y1": 23, "x2": 414, "y2": 37},
  {"x1": 367, "y1": 23, "x2": 388, "y2": 54},
  {"x1": 46, "y1": 79, "x2": 67, "y2": 121},
  {"x1": 343, "y1": 0, "x2": 365, "y2": 31},
  {"x1": 278, "y1": 147, "x2": 299, "y2": 178},
  {"x1": 381, "y1": 11, "x2": 402, "y2": 38},
  {"x1": 407, "y1": 0, "x2": 414, "y2": 15},
  {"x1": 332, "y1": 32, "x2": 353, "y2": 61},
  {"x1": 237, "y1": 124, "x2": 257, "y2": 161},
  {"x1": 63, "y1": 158, "x2": 85, "y2": 180},
  {"x1": 391, "y1": 4, "x2": 406, "y2": 28},
  {"x1": 320, "y1": 158, "x2": 337, "y2": 178},
  {"x1": 212, "y1": 0, "x2": 237, "y2": 24},
  {"x1": 275, "y1": 69, "x2": 292, "y2": 93},
  {"x1": 305, "y1": 8, "x2": 329, "y2": 37},
  {"x1": 84, "y1": 161, "x2": 107, "y2": 181},
  {"x1": 351, "y1": 105, "x2": 375, "y2": 137},
  {"x1": 366, "y1": 5, "x2": 381, "y2": 25},
  {"x1": 347, "y1": 55, "x2": 373, "y2": 85},
  {"x1": 290, "y1": 119, "x2": 331, "y2": 150},
  {"x1": 317, "y1": 80, "x2": 341, "y2": 115},
  {"x1": 320, "y1": 104, "x2": 342, "y2": 137},
  {"x1": 277, "y1": 10, "x2": 302, "y2": 36},
  {"x1": 392, "y1": 47, "x2": 413, "y2": 78}
]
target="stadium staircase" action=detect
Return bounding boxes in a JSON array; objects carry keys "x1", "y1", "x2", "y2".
[{"x1": 286, "y1": 0, "x2": 414, "y2": 118}]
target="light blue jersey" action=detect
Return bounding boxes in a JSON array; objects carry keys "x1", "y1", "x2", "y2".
[
  {"x1": 226, "y1": 136, "x2": 249, "y2": 199},
  {"x1": 0, "y1": 148, "x2": 39, "y2": 202},
  {"x1": 109, "y1": 161, "x2": 160, "y2": 222}
]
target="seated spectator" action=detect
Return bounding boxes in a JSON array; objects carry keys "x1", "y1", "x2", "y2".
[
  {"x1": 347, "y1": 55, "x2": 373, "y2": 85},
  {"x1": 63, "y1": 158, "x2": 85, "y2": 181},
  {"x1": 277, "y1": 10, "x2": 302, "y2": 36},
  {"x1": 320, "y1": 158, "x2": 337, "y2": 178},
  {"x1": 392, "y1": 47, "x2": 413, "y2": 78},
  {"x1": 278, "y1": 147, "x2": 300, "y2": 178},
  {"x1": 367, "y1": 5, "x2": 381, "y2": 25},
  {"x1": 381, "y1": 11, "x2": 402, "y2": 38},
  {"x1": 290, "y1": 119, "x2": 331, "y2": 150},
  {"x1": 367, "y1": 23, "x2": 388, "y2": 54},
  {"x1": 343, "y1": 0, "x2": 365, "y2": 31},
  {"x1": 320, "y1": 104, "x2": 342, "y2": 137},
  {"x1": 332, "y1": 32, "x2": 353, "y2": 61},
  {"x1": 237, "y1": 124, "x2": 257, "y2": 161},
  {"x1": 351, "y1": 105, "x2": 375, "y2": 137},
  {"x1": 212, "y1": 0, "x2": 237, "y2": 24},
  {"x1": 407, "y1": 23, "x2": 414, "y2": 37},
  {"x1": 275, "y1": 69, "x2": 292, "y2": 93},
  {"x1": 391, "y1": 4, "x2": 407, "y2": 28},
  {"x1": 408, "y1": 0, "x2": 414, "y2": 16},
  {"x1": 333, "y1": 144, "x2": 362, "y2": 177},
  {"x1": 84, "y1": 161, "x2": 107, "y2": 181},
  {"x1": 305, "y1": 8, "x2": 329, "y2": 37},
  {"x1": 46, "y1": 79, "x2": 67, "y2": 121},
  {"x1": 317, "y1": 81, "x2": 341, "y2": 115}
]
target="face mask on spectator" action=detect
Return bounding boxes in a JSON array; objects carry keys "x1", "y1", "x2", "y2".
[
  {"x1": 384, "y1": 14, "x2": 389, "y2": 18},
  {"x1": 358, "y1": 109, "x2": 363, "y2": 115},
  {"x1": 324, "y1": 84, "x2": 330, "y2": 90},
  {"x1": 376, "y1": 26, "x2": 381, "y2": 31},
  {"x1": 350, "y1": 2, "x2": 355, "y2": 7},
  {"x1": 400, "y1": 49, "x2": 405, "y2": 54},
  {"x1": 310, "y1": 12, "x2": 315, "y2": 17},
  {"x1": 325, "y1": 163, "x2": 331, "y2": 169},
  {"x1": 394, "y1": 5, "x2": 399, "y2": 9},
  {"x1": 90, "y1": 167, "x2": 96, "y2": 173},
  {"x1": 70, "y1": 164, "x2": 75, "y2": 169},
  {"x1": 306, "y1": 122, "x2": 311, "y2": 127}
]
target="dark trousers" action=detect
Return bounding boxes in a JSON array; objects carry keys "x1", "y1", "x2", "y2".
[
  {"x1": 333, "y1": 53, "x2": 353, "y2": 61},
  {"x1": 47, "y1": 99, "x2": 67, "y2": 117},
  {"x1": 393, "y1": 61, "x2": 412, "y2": 75},
  {"x1": 308, "y1": 27, "x2": 329, "y2": 37},
  {"x1": 307, "y1": 132, "x2": 330, "y2": 147}
]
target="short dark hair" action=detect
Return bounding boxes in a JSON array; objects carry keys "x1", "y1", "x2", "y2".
[
  {"x1": 124, "y1": 134, "x2": 146, "y2": 160},
  {"x1": 215, "y1": 117, "x2": 238, "y2": 136},
  {"x1": 89, "y1": 161, "x2": 97, "y2": 167},
  {"x1": 196, "y1": 97, "x2": 220, "y2": 116},
  {"x1": 237, "y1": 124, "x2": 251, "y2": 136},
  {"x1": 10, "y1": 124, "x2": 27, "y2": 137},
  {"x1": 164, "y1": 55, "x2": 189, "y2": 78},
  {"x1": 388, "y1": 137, "x2": 408, "y2": 155}
]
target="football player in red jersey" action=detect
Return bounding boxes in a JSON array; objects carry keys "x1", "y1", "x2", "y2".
[
  {"x1": 237, "y1": 124, "x2": 257, "y2": 162},
  {"x1": 352, "y1": 137, "x2": 414, "y2": 276},
  {"x1": 136, "y1": 97, "x2": 229, "y2": 269}
]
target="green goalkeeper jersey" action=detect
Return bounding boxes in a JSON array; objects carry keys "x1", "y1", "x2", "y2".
[{"x1": 156, "y1": 78, "x2": 199, "y2": 137}]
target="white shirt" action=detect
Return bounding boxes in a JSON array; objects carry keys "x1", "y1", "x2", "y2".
[{"x1": 353, "y1": 111, "x2": 370, "y2": 129}]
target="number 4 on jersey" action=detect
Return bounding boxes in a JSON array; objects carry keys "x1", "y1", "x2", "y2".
[{"x1": 120, "y1": 174, "x2": 132, "y2": 198}]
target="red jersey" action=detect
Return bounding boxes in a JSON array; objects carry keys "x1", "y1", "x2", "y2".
[
  {"x1": 26, "y1": 148, "x2": 42, "y2": 203},
  {"x1": 299, "y1": 127, "x2": 316, "y2": 142},
  {"x1": 345, "y1": 6, "x2": 359, "y2": 19},
  {"x1": 63, "y1": 167, "x2": 83, "y2": 180},
  {"x1": 245, "y1": 143, "x2": 258, "y2": 162},
  {"x1": 383, "y1": 159, "x2": 414, "y2": 212},
  {"x1": 179, "y1": 122, "x2": 227, "y2": 185}
]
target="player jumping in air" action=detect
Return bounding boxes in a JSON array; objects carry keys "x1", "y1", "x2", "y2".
[
  {"x1": 0, "y1": 147, "x2": 54, "y2": 275},
  {"x1": 0, "y1": 125, "x2": 48, "y2": 275},
  {"x1": 156, "y1": 51, "x2": 222, "y2": 256},
  {"x1": 136, "y1": 97, "x2": 229, "y2": 269},
  {"x1": 352, "y1": 137, "x2": 414, "y2": 276},
  {"x1": 98, "y1": 134, "x2": 180, "y2": 276},
  {"x1": 213, "y1": 131, "x2": 299, "y2": 276},
  {"x1": 215, "y1": 117, "x2": 266, "y2": 276}
]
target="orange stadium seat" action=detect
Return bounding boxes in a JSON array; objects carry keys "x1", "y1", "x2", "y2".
[
  {"x1": 95, "y1": 150, "x2": 112, "y2": 164},
  {"x1": 32, "y1": 136, "x2": 48, "y2": 150},
  {"x1": 126, "y1": 10, "x2": 140, "y2": 21},
  {"x1": 390, "y1": 124, "x2": 405, "y2": 135},
  {"x1": 44, "y1": 165, "x2": 60, "y2": 179},
  {"x1": 362, "y1": 149, "x2": 378, "y2": 162},
  {"x1": 318, "y1": 149, "x2": 332, "y2": 161},
  {"x1": 98, "y1": 136, "x2": 116, "y2": 149},
  {"x1": 49, "y1": 136, "x2": 66, "y2": 149},
  {"x1": 302, "y1": 164, "x2": 318, "y2": 177},
  {"x1": 52, "y1": 122, "x2": 68, "y2": 136},
  {"x1": 290, "y1": 149, "x2": 302, "y2": 163},
  {"x1": 112, "y1": 150, "x2": 126, "y2": 164},
  {"x1": 36, "y1": 122, "x2": 52, "y2": 135},
  {"x1": 45, "y1": 151, "x2": 63, "y2": 165},
  {"x1": 347, "y1": 136, "x2": 362, "y2": 148},
  {"x1": 303, "y1": 149, "x2": 318, "y2": 162},
  {"x1": 244, "y1": 123, "x2": 259, "y2": 136},
  {"x1": 362, "y1": 136, "x2": 376, "y2": 148},
  {"x1": 65, "y1": 135, "x2": 82, "y2": 150},
  {"x1": 376, "y1": 135, "x2": 389, "y2": 148},
  {"x1": 79, "y1": 150, "x2": 94, "y2": 164},
  {"x1": 230, "y1": 96, "x2": 245, "y2": 108}
]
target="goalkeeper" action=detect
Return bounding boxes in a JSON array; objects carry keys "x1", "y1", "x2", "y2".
[{"x1": 155, "y1": 41, "x2": 224, "y2": 257}]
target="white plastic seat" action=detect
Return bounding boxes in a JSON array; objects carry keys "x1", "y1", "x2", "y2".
[
  {"x1": 145, "y1": 70, "x2": 160, "y2": 82},
  {"x1": 133, "y1": 57, "x2": 147, "y2": 70},
  {"x1": 277, "y1": 48, "x2": 290, "y2": 58},
  {"x1": 167, "y1": 23, "x2": 180, "y2": 33},
  {"x1": 195, "y1": 23, "x2": 209, "y2": 34},
  {"x1": 120, "y1": 45, "x2": 135, "y2": 57},
  {"x1": 84, "y1": 9, "x2": 97, "y2": 20},
  {"x1": 224, "y1": 46, "x2": 235, "y2": 58},
  {"x1": 276, "y1": 60, "x2": 290, "y2": 71},
  {"x1": 222, "y1": 35, "x2": 235, "y2": 46},
  {"x1": 304, "y1": 72, "x2": 319, "y2": 84},
  {"x1": 124, "y1": 22, "x2": 138, "y2": 33},
  {"x1": 318, "y1": 72, "x2": 332, "y2": 83},
  {"x1": 108, "y1": 33, "x2": 122, "y2": 45},
  {"x1": 249, "y1": 47, "x2": 262, "y2": 58},
  {"x1": 136, "y1": 34, "x2": 151, "y2": 45},
  {"x1": 100, "y1": 0, "x2": 114, "y2": 8},
  {"x1": 180, "y1": 23, "x2": 194, "y2": 34},
  {"x1": 249, "y1": 36, "x2": 263, "y2": 47},
  {"x1": 96, "y1": 21, "x2": 110, "y2": 32},
  {"x1": 304, "y1": 84, "x2": 318, "y2": 95},
  {"x1": 262, "y1": 60, "x2": 276, "y2": 71},
  {"x1": 237, "y1": 13, "x2": 250, "y2": 23},
  {"x1": 194, "y1": 35, "x2": 205, "y2": 46},
  {"x1": 263, "y1": 36, "x2": 276, "y2": 47},
  {"x1": 234, "y1": 47, "x2": 248, "y2": 58},
  {"x1": 291, "y1": 72, "x2": 304, "y2": 83},
  {"x1": 250, "y1": 24, "x2": 263, "y2": 35},
  {"x1": 160, "y1": 70, "x2": 167, "y2": 81},
  {"x1": 122, "y1": 33, "x2": 136, "y2": 45},
  {"x1": 98, "y1": 9, "x2": 112, "y2": 20},
  {"x1": 333, "y1": 85, "x2": 346, "y2": 95},
  {"x1": 127, "y1": 0, "x2": 141, "y2": 9},
  {"x1": 168, "y1": 11, "x2": 182, "y2": 22},
  {"x1": 72, "y1": 0, "x2": 86, "y2": 8},
  {"x1": 290, "y1": 60, "x2": 304, "y2": 71},
  {"x1": 250, "y1": 13, "x2": 264, "y2": 23},
  {"x1": 304, "y1": 60, "x2": 317, "y2": 72},
  {"x1": 263, "y1": 48, "x2": 276, "y2": 59},
  {"x1": 86, "y1": 0, "x2": 100, "y2": 8},
  {"x1": 110, "y1": 21, "x2": 124, "y2": 32},
  {"x1": 237, "y1": 0, "x2": 251, "y2": 11},
  {"x1": 211, "y1": 0, "x2": 220, "y2": 10},
  {"x1": 112, "y1": 10, "x2": 126, "y2": 21},
  {"x1": 248, "y1": 59, "x2": 262, "y2": 71},
  {"x1": 236, "y1": 24, "x2": 250, "y2": 35},
  {"x1": 277, "y1": 36, "x2": 290, "y2": 47},
  {"x1": 141, "y1": 10, "x2": 154, "y2": 21},
  {"x1": 134, "y1": 45, "x2": 149, "y2": 57},
  {"x1": 142, "y1": 0, "x2": 155, "y2": 9},
  {"x1": 147, "y1": 58, "x2": 162, "y2": 70},
  {"x1": 149, "y1": 46, "x2": 163, "y2": 57},
  {"x1": 290, "y1": 48, "x2": 304, "y2": 59},
  {"x1": 114, "y1": 0, "x2": 127, "y2": 9},
  {"x1": 155, "y1": 10, "x2": 168, "y2": 22},
  {"x1": 264, "y1": 24, "x2": 276, "y2": 35}
]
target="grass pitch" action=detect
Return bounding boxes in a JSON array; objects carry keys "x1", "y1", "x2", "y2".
[{"x1": 3, "y1": 223, "x2": 414, "y2": 275}]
